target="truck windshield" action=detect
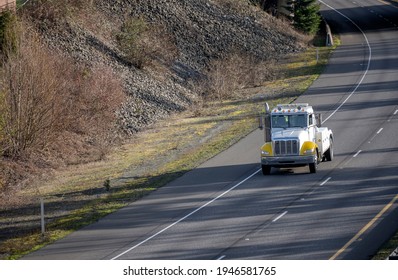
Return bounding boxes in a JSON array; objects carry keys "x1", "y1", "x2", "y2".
[{"x1": 271, "y1": 114, "x2": 307, "y2": 128}]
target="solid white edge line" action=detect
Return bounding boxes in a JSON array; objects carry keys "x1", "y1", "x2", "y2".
[
  {"x1": 272, "y1": 211, "x2": 288, "y2": 222},
  {"x1": 318, "y1": 0, "x2": 372, "y2": 124},
  {"x1": 110, "y1": 168, "x2": 261, "y2": 260}
]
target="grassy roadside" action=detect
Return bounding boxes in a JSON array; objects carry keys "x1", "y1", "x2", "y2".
[
  {"x1": 372, "y1": 232, "x2": 398, "y2": 260},
  {"x1": 0, "y1": 38, "x2": 339, "y2": 260}
]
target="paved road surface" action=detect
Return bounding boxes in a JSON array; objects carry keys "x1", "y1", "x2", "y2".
[{"x1": 24, "y1": 0, "x2": 398, "y2": 260}]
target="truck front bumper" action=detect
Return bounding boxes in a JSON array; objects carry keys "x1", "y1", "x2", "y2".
[{"x1": 261, "y1": 155, "x2": 315, "y2": 167}]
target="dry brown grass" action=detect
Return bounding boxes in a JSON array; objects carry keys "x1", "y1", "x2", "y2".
[
  {"x1": 25, "y1": 0, "x2": 94, "y2": 24},
  {"x1": 203, "y1": 52, "x2": 279, "y2": 101}
]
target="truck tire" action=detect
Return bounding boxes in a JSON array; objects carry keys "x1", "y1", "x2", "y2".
[
  {"x1": 309, "y1": 153, "x2": 318, "y2": 173},
  {"x1": 325, "y1": 139, "x2": 334, "y2": 161},
  {"x1": 262, "y1": 165, "x2": 271, "y2": 175},
  {"x1": 309, "y1": 161, "x2": 317, "y2": 173}
]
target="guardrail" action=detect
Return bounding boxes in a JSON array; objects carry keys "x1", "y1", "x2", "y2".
[{"x1": 324, "y1": 20, "x2": 334, "y2": 46}]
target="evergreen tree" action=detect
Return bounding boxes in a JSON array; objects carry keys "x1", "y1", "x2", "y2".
[
  {"x1": 0, "y1": 10, "x2": 18, "y2": 58},
  {"x1": 287, "y1": 0, "x2": 321, "y2": 35}
]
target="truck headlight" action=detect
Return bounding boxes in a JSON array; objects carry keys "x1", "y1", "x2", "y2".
[
  {"x1": 261, "y1": 150, "x2": 270, "y2": 156},
  {"x1": 303, "y1": 148, "x2": 315, "y2": 155}
]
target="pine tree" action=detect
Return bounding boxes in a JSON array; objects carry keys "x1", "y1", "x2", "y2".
[{"x1": 287, "y1": 0, "x2": 321, "y2": 35}]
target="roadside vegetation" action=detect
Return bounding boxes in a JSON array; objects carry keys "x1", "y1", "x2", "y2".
[
  {"x1": 0, "y1": 0, "x2": 308, "y2": 202},
  {"x1": 0, "y1": 11, "x2": 125, "y2": 187},
  {"x1": 2, "y1": 0, "x2": 394, "y2": 261},
  {"x1": 0, "y1": 31, "x2": 339, "y2": 258},
  {"x1": 287, "y1": 0, "x2": 322, "y2": 35},
  {"x1": 7, "y1": 0, "x2": 385, "y2": 261},
  {"x1": 116, "y1": 17, "x2": 178, "y2": 69},
  {"x1": 372, "y1": 232, "x2": 398, "y2": 260}
]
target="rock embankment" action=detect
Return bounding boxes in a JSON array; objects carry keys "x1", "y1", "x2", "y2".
[{"x1": 27, "y1": 0, "x2": 306, "y2": 134}]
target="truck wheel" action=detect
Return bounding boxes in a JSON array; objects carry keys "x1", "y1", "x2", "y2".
[
  {"x1": 325, "y1": 140, "x2": 334, "y2": 161},
  {"x1": 262, "y1": 165, "x2": 271, "y2": 175},
  {"x1": 309, "y1": 162, "x2": 317, "y2": 173},
  {"x1": 309, "y1": 154, "x2": 317, "y2": 173}
]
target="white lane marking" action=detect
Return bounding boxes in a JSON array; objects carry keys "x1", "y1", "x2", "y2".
[
  {"x1": 272, "y1": 211, "x2": 288, "y2": 222},
  {"x1": 109, "y1": 3, "x2": 382, "y2": 256},
  {"x1": 340, "y1": 150, "x2": 363, "y2": 167},
  {"x1": 111, "y1": 168, "x2": 261, "y2": 260},
  {"x1": 353, "y1": 150, "x2": 362, "y2": 158},
  {"x1": 389, "y1": 110, "x2": 398, "y2": 122},
  {"x1": 320, "y1": 177, "x2": 332, "y2": 186},
  {"x1": 217, "y1": 255, "x2": 226, "y2": 260},
  {"x1": 306, "y1": 177, "x2": 331, "y2": 196},
  {"x1": 318, "y1": 0, "x2": 372, "y2": 124},
  {"x1": 368, "y1": 127, "x2": 385, "y2": 143}
]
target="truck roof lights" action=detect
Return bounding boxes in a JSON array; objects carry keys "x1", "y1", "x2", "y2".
[{"x1": 273, "y1": 103, "x2": 311, "y2": 114}]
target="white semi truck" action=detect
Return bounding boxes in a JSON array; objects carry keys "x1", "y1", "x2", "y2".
[{"x1": 259, "y1": 103, "x2": 333, "y2": 175}]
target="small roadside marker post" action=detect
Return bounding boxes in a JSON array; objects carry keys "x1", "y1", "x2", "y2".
[{"x1": 40, "y1": 198, "x2": 45, "y2": 235}]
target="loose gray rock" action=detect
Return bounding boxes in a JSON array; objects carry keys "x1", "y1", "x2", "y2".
[{"x1": 30, "y1": 0, "x2": 305, "y2": 134}]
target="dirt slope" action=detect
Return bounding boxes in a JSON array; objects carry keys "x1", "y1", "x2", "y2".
[{"x1": 24, "y1": 0, "x2": 306, "y2": 133}]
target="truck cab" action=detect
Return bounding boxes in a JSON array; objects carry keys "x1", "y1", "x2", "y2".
[{"x1": 260, "y1": 103, "x2": 333, "y2": 175}]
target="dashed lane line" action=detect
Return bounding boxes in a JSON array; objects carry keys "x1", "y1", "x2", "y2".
[{"x1": 110, "y1": 168, "x2": 261, "y2": 260}]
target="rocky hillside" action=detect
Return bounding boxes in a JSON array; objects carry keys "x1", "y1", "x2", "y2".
[{"x1": 24, "y1": 0, "x2": 306, "y2": 134}]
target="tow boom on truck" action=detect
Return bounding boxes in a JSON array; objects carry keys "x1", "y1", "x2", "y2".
[{"x1": 259, "y1": 103, "x2": 333, "y2": 175}]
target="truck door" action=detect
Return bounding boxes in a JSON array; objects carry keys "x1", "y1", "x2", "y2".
[{"x1": 308, "y1": 114, "x2": 317, "y2": 143}]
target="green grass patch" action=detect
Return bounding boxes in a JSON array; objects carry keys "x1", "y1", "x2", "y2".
[{"x1": 372, "y1": 231, "x2": 398, "y2": 260}]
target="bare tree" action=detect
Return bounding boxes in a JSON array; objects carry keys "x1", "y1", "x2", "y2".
[
  {"x1": 0, "y1": 14, "x2": 125, "y2": 160},
  {"x1": 0, "y1": 29, "x2": 69, "y2": 157}
]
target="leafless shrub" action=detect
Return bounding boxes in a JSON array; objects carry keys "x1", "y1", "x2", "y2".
[
  {"x1": 117, "y1": 17, "x2": 178, "y2": 69},
  {"x1": 144, "y1": 23, "x2": 179, "y2": 69},
  {"x1": 213, "y1": 0, "x2": 253, "y2": 12},
  {"x1": 26, "y1": 0, "x2": 93, "y2": 24},
  {"x1": 203, "y1": 52, "x2": 278, "y2": 101},
  {"x1": 67, "y1": 65, "x2": 125, "y2": 158},
  {"x1": 0, "y1": 30, "x2": 69, "y2": 157},
  {"x1": 0, "y1": 20, "x2": 125, "y2": 188}
]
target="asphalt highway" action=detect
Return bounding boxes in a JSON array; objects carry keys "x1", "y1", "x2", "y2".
[{"x1": 24, "y1": 0, "x2": 398, "y2": 260}]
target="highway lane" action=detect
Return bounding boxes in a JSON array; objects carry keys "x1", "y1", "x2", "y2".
[{"x1": 24, "y1": 0, "x2": 398, "y2": 260}]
